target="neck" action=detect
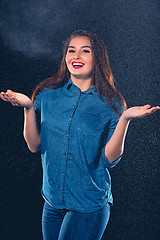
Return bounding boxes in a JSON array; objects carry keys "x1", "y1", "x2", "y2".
[{"x1": 71, "y1": 76, "x2": 94, "y2": 92}]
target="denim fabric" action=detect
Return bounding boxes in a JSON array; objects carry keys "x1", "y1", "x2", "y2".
[
  {"x1": 34, "y1": 78, "x2": 122, "y2": 212},
  {"x1": 42, "y1": 201, "x2": 110, "y2": 240}
]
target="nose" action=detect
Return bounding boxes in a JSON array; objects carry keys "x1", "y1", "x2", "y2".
[
  {"x1": 74, "y1": 52, "x2": 80, "y2": 59},
  {"x1": 74, "y1": 56, "x2": 80, "y2": 60}
]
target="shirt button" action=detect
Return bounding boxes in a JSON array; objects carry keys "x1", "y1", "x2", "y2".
[
  {"x1": 64, "y1": 152, "x2": 67, "y2": 155},
  {"x1": 66, "y1": 134, "x2": 68, "y2": 137},
  {"x1": 73, "y1": 105, "x2": 76, "y2": 107},
  {"x1": 68, "y1": 117, "x2": 71, "y2": 121},
  {"x1": 62, "y1": 169, "x2": 65, "y2": 173}
]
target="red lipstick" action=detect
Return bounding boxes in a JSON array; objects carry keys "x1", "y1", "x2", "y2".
[{"x1": 72, "y1": 61, "x2": 85, "y2": 69}]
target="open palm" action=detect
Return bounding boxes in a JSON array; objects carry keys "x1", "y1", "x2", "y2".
[
  {"x1": 123, "y1": 104, "x2": 160, "y2": 120},
  {"x1": 0, "y1": 90, "x2": 33, "y2": 109}
]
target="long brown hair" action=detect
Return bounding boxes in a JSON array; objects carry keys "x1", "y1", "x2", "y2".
[{"x1": 32, "y1": 30, "x2": 127, "y2": 114}]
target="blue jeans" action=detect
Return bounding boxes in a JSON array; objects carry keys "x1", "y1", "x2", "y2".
[{"x1": 42, "y1": 201, "x2": 110, "y2": 240}]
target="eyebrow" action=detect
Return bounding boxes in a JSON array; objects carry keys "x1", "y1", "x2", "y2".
[{"x1": 68, "y1": 46, "x2": 91, "y2": 49}]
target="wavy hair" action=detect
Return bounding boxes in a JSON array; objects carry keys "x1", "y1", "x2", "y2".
[{"x1": 32, "y1": 30, "x2": 127, "y2": 114}]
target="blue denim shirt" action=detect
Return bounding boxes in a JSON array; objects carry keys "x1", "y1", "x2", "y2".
[{"x1": 34, "y1": 78, "x2": 122, "y2": 213}]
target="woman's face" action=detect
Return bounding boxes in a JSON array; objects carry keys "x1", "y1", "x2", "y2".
[{"x1": 65, "y1": 36, "x2": 94, "y2": 81}]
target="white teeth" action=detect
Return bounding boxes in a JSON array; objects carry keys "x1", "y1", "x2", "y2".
[{"x1": 72, "y1": 63, "x2": 84, "y2": 66}]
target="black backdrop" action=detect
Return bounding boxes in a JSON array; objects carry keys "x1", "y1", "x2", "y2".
[{"x1": 0, "y1": 0, "x2": 160, "y2": 239}]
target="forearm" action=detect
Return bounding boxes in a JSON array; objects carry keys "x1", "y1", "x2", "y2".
[
  {"x1": 23, "y1": 106, "x2": 41, "y2": 153},
  {"x1": 105, "y1": 104, "x2": 160, "y2": 162},
  {"x1": 105, "y1": 113, "x2": 130, "y2": 162}
]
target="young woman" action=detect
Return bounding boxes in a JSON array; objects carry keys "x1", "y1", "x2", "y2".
[{"x1": 0, "y1": 30, "x2": 159, "y2": 240}]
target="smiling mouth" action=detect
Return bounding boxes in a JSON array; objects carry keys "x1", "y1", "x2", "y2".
[{"x1": 72, "y1": 61, "x2": 85, "y2": 69}]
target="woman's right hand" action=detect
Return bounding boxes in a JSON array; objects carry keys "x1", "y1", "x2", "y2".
[{"x1": 0, "y1": 90, "x2": 33, "y2": 109}]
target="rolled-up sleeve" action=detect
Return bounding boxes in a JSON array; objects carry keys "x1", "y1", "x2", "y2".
[
  {"x1": 101, "y1": 108, "x2": 123, "y2": 169},
  {"x1": 101, "y1": 147, "x2": 122, "y2": 168},
  {"x1": 34, "y1": 92, "x2": 42, "y2": 133}
]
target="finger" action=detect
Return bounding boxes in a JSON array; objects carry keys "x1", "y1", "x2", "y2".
[
  {"x1": 1, "y1": 90, "x2": 14, "y2": 96},
  {"x1": 3, "y1": 94, "x2": 15, "y2": 103},
  {"x1": 150, "y1": 106, "x2": 160, "y2": 111},
  {"x1": 0, "y1": 96, "x2": 10, "y2": 102},
  {"x1": 0, "y1": 93, "x2": 11, "y2": 102},
  {"x1": 6, "y1": 89, "x2": 13, "y2": 93},
  {"x1": 145, "y1": 107, "x2": 159, "y2": 115},
  {"x1": 0, "y1": 92, "x2": 20, "y2": 105},
  {"x1": 9, "y1": 96, "x2": 21, "y2": 105},
  {"x1": 3, "y1": 91, "x2": 17, "y2": 101},
  {"x1": 6, "y1": 89, "x2": 16, "y2": 97},
  {"x1": 5, "y1": 92, "x2": 14, "y2": 99},
  {"x1": 11, "y1": 102, "x2": 19, "y2": 106},
  {"x1": 142, "y1": 105, "x2": 160, "y2": 111},
  {"x1": 142, "y1": 104, "x2": 151, "y2": 110}
]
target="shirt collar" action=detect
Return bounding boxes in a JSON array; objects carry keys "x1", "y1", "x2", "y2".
[{"x1": 65, "y1": 78, "x2": 97, "y2": 95}]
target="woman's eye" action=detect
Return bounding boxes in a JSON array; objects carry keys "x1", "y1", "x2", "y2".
[
  {"x1": 83, "y1": 50, "x2": 90, "y2": 53},
  {"x1": 68, "y1": 50, "x2": 75, "y2": 53}
]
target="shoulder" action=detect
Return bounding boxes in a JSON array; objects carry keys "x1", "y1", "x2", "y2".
[
  {"x1": 97, "y1": 95, "x2": 123, "y2": 113},
  {"x1": 35, "y1": 87, "x2": 62, "y2": 101},
  {"x1": 98, "y1": 96, "x2": 124, "y2": 123},
  {"x1": 34, "y1": 87, "x2": 62, "y2": 110}
]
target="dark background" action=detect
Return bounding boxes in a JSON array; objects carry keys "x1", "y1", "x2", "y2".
[{"x1": 0, "y1": 0, "x2": 159, "y2": 239}]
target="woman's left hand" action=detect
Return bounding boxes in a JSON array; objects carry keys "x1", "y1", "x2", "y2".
[{"x1": 122, "y1": 104, "x2": 160, "y2": 121}]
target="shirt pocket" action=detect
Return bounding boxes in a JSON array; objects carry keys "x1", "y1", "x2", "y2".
[{"x1": 76, "y1": 111, "x2": 107, "y2": 137}]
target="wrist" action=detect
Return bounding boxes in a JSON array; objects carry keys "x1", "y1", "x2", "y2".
[
  {"x1": 121, "y1": 111, "x2": 132, "y2": 122},
  {"x1": 24, "y1": 103, "x2": 34, "y2": 111}
]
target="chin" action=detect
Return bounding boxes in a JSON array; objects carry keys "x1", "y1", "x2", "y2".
[{"x1": 72, "y1": 75, "x2": 83, "y2": 80}]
